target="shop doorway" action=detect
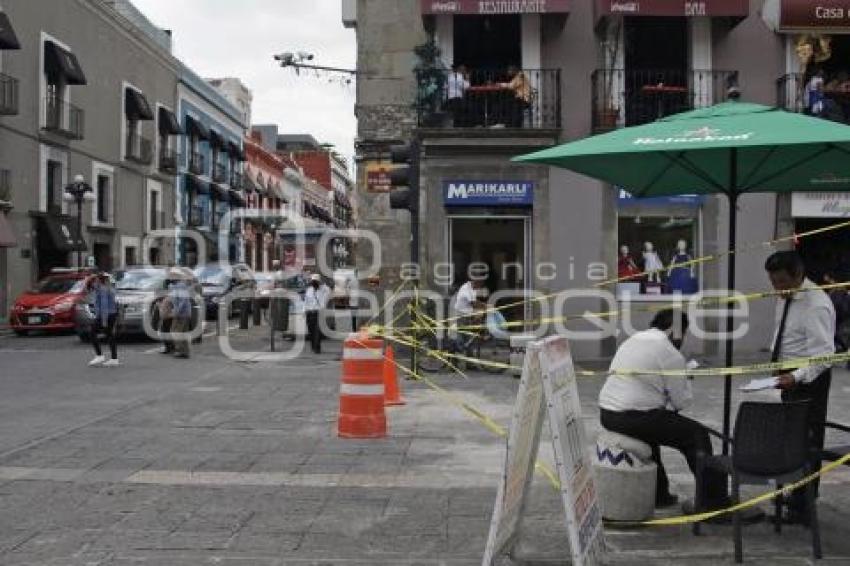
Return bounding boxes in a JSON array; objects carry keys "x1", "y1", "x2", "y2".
[
  {"x1": 36, "y1": 224, "x2": 68, "y2": 279},
  {"x1": 795, "y1": 218, "x2": 850, "y2": 283},
  {"x1": 448, "y1": 215, "x2": 530, "y2": 321}
]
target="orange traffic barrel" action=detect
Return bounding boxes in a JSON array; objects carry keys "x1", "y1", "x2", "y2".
[
  {"x1": 383, "y1": 344, "x2": 405, "y2": 406},
  {"x1": 338, "y1": 334, "x2": 387, "y2": 438}
]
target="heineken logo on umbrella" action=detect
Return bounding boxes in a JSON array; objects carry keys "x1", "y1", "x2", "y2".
[{"x1": 634, "y1": 125, "x2": 754, "y2": 146}]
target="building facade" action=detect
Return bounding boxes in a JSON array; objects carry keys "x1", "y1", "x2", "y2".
[
  {"x1": 0, "y1": 0, "x2": 181, "y2": 318},
  {"x1": 345, "y1": 0, "x2": 847, "y2": 357},
  {"x1": 176, "y1": 65, "x2": 248, "y2": 266},
  {"x1": 243, "y1": 130, "x2": 287, "y2": 272}
]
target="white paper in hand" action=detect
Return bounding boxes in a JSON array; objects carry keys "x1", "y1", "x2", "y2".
[{"x1": 740, "y1": 376, "x2": 778, "y2": 392}]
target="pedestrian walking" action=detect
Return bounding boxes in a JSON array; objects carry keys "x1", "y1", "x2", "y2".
[
  {"x1": 304, "y1": 273, "x2": 329, "y2": 354},
  {"x1": 766, "y1": 251, "x2": 836, "y2": 525},
  {"x1": 158, "y1": 287, "x2": 175, "y2": 355},
  {"x1": 168, "y1": 277, "x2": 194, "y2": 359},
  {"x1": 88, "y1": 273, "x2": 120, "y2": 367}
]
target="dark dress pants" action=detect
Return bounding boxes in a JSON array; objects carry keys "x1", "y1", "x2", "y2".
[
  {"x1": 92, "y1": 314, "x2": 118, "y2": 360},
  {"x1": 782, "y1": 370, "x2": 832, "y2": 513},
  {"x1": 601, "y1": 407, "x2": 728, "y2": 506}
]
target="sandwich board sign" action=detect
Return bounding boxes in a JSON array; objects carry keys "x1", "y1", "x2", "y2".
[{"x1": 482, "y1": 336, "x2": 605, "y2": 566}]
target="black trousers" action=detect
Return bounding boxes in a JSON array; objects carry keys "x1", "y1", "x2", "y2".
[
  {"x1": 92, "y1": 314, "x2": 118, "y2": 360},
  {"x1": 782, "y1": 369, "x2": 832, "y2": 512},
  {"x1": 601, "y1": 408, "x2": 728, "y2": 506},
  {"x1": 306, "y1": 311, "x2": 321, "y2": 353},
  {"x1": 160, "y1": 317, "x2": 174, "y2": 352}
]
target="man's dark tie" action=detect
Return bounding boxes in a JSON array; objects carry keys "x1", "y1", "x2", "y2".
[{"x1": 771, "y1": 297, "x2": 793, "y2": 363}]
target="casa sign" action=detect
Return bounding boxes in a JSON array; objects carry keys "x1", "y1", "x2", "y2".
[{"x1": 779, "y1": 0, "x2": 850, "y2": 29}]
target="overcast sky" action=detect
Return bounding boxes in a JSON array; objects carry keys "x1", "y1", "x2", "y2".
[{"x1": 131, "y1": 0, "x2": 357, "y2": 168}]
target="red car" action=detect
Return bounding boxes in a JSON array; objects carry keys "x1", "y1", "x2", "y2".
[{"x1": 9, "y1": 270, "x2": 99, "y2": 335}]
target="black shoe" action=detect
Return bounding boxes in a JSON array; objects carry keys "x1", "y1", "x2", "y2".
[{"x1": 656, "y1": 492, "x2": 679, "y2": 508}]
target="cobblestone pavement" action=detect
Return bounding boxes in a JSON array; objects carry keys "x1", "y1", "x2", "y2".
[{"x1": 1, "y1": 324, "x2": 849, "y2": 564}]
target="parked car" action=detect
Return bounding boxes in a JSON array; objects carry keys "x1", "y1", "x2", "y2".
[
  {"x1": 74, "y1": 266, "x2": 202, "y2": 341},
  {"x1": 9, "y1": 269, "x2": 100, "y2": 335},
  {"x1": 193, "y1": 263, "x2": 257, "y2": 319}
]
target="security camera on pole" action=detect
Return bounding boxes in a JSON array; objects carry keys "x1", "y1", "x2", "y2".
[{"x1": 388, "y1": 138, "x2": 420, "y2": 373}]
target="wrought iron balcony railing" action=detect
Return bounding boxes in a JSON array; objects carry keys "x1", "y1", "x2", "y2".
[
  {"x1": 44, "y1": 95, "x2": 84, "y2": 139},
  {"x1": 591, "y1": 69, "x2": 739, "y2": 133},
  {"x1": 159, "y1": 147, "x2": 179, "y2": 174},
  {"x1": 416, "y1": 67, "x2": 561, "y2": 130},
  {"x1": 125, "y1": 134, "x2": 153, "y2": 165},
  {"x1": 188, "y1": 151, "x2": 205, "y2": 176},
  {"x1": 0, "y1": 73, "x2": 19, "y2": 115}
]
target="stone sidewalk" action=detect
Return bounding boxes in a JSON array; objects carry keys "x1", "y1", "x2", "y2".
[{"x1": 1, "y1": 326, "x2": 849, "y2": 564}]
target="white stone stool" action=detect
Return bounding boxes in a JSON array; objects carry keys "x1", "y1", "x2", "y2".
[{"x1": 593, "y1": 430, "x2": 658, "y2": 522}]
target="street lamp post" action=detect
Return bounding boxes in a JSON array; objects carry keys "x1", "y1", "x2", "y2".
[{"x1": 63, "y1": 174, "x2": 94, "y2": 269}]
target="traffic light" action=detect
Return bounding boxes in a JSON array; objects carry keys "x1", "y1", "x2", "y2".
[{"x1": 388, "y1": 141, "x2": 419, "y2": 212}]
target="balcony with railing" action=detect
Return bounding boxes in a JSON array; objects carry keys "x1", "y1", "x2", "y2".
[
  {"x1": 591, "y1": 69, "x2": 739, "y2": 134},
  {"x1": 415, "y1": 68, "x2": 561, "y2": 130},
  {"x1": 44, "y1": 96, "x2": 84, "y2": 139},
  {"x1": 0, "y1": 74, "x2": 19, "y2": 115},
  {"x1": 777, "y1": 73, "x2": 850, "y2": 123},
  {"x1": 188, "y1": 151, "x2": 205, "y2": 176},
  {"x1": 125, "y1": 134, "x2": 153, "y2": 165},
  {"x1": 212, "y1": 162, "x2": 227, "y2": 184},
  {"x1": 159, "y1": 147, "x2": 178, "y2": 174},
  {"x1": 230, "y1": 172, "x2": 244, "y2": 191}
]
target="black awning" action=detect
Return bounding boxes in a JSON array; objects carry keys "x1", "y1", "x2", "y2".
[
  {"x1": 211, "y1": 183, "x2": 230, "y2": 200},
  {"x1": 40, "y1": 214, "x2": 86, "y2": 252},
  {"x1": 0, "y1": 12, "x2": 21, "y2": 50},
  {"x1": 208, "y1": 129, "x2": 225, "y2": 148},
  {"x1": 229, "y1": 190, "x2": 247, "y2": 207},
  {"x1": 44, "y1": 41, "x2": 86, "y2": 85},
  {"x1": 158, "y1": 106, "x2": 182, "y2": 135},
  {"x1": 185, "y1": 116, "x2": 210, "y2": 141},
  {"x1": 125, "y1": 88, "x2": 153, "y2": 120},
  {"x1": 186, "y1": 175, "x2": 210, "y2": 195}
]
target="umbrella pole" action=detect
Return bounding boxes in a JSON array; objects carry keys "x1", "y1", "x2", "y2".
[{"x1": 722, "y1": 182, "x2": 739, "y2": 455}]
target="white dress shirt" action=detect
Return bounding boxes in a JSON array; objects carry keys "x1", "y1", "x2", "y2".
[
  {"x1": 772, "y1": 278, "x2": 835, "y2": 384},
  {"x1": 599, "y1": 328, "x2": 692, "y2": 413},
  {"x1": 446, "y1": 72, "x2": 469, "y2": 100},
  {"x1": 454, "y1": 281, "x2": 477, "y2": 316},
  {"x1": 304, "y1": 284, "x2": 329, "y2": 312}
]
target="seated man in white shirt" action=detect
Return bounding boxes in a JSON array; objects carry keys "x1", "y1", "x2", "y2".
[{"x1": 599, "y1": 309, "x2": 727, "y2": 511}]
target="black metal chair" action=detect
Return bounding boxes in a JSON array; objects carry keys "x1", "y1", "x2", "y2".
[{"x1": 693, "y1": 401, "x2": 821, "y2": 563}]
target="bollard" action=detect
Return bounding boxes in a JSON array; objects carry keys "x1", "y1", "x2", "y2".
[
  {"x1": 239, "y1": 299, "x2": 250, "y2": 329},
  {"x1": 252, "y1": 299, "x2": 262, "y2": 326}
]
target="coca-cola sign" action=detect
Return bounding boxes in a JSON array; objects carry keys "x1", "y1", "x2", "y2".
[
  {"x1": 596, "y1": 0, "x2": 748, "y2": 17},
  {"x1": 421, "y1": 0, "x2": 571, "y2": 15}
]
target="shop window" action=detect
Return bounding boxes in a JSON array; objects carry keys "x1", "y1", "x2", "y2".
[{"x1": 617, "y1": 215, "x2": 699, "y2": 298}]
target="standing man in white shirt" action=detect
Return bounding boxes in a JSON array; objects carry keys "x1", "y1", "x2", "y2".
[
  {"x1": 304, "y1": 273, "x2": 330, "y2": 354},
  {"x1": 445, "y1": 64, "x2": 470, "y2": 127},
  {"x1": 766, "y1": 251, "x2": 835, "y2": 524},
  {"x1": 599, "y1": 309, "x2": 728, "y2": 511}
]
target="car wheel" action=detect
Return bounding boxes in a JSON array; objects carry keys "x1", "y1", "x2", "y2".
[{"x1": 13, "y1": 329, "x2": 27, "y2": 337}]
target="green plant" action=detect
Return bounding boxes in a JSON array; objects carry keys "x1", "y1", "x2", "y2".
[{"x1": 413, "y1": 38, "x2": 447, "y2": 123}]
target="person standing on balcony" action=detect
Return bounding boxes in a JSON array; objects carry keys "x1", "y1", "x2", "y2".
[
  {"x1": 446, "y1": 64, "x2": 470, "y2": 127},
  {"x1": 501, "y1": 65, "x2": 531, "y2": 128},
  {"x1": 805, "y1": 68, "x2": 825, "y2": 116}
]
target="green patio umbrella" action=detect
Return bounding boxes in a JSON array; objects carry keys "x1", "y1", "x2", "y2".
[{"x1": 515, "y1": 101, "x2": 850, "y2": 449}]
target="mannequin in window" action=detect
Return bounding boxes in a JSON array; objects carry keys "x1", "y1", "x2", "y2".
[
  {"x1": 643, "y1": 242, "x2": 664, "y2": 283},
  {"x1": 618, "y1": 245, "x2": 640, "y2": 280},
  {"x1": 668, "y1": 239, "x2": 696, "y2": 294}
]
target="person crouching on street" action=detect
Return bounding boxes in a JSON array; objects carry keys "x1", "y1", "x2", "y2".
[{"x1": 88, "y1": 273, "x2": 120, "y2": 367}]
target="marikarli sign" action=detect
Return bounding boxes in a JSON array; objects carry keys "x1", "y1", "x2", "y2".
[
  {"x1": 421, "y1": 0, "x2": 571, "y2": 14},
  {"x1": 443, "y1": 180, "x2": 534, "y2": 206},
  {"x1": 596, "y1": 0, "x2": 748, "y2": 17},
  {"x1": 792, "y1": 192, "x2": 850, "y2": 217},
  {"x1": 482, "y1": 336, "x2": 604, "y2": 566}
]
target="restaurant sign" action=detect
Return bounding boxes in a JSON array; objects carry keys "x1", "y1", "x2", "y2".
[
  {"x1": 421, "y1": 0, "x2": 571, "y2": 15},
  {"x1": 443, "y1": 180, "x2": 534, "y2": 206},
  {"x1": 365, "y1": 161, "x2": 392, "y2": 193},
  {"x1": 595, "y1": 0, "x2": 748, "y2": 17},
  {"x1": 778, "y1": 0, "x2": 850, "y2": 30}
]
